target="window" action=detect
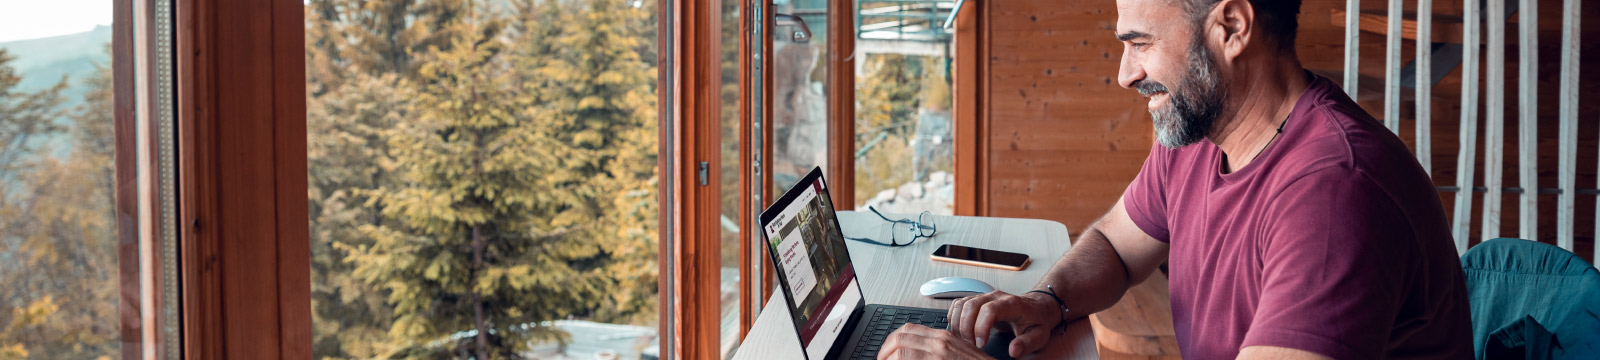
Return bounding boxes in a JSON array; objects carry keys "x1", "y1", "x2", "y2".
[
  {"x1": 304, "y1": 0, "x2": 662, "y2": 358},
  {"x1": 770, "y1": 0, "x2": 831, "y2": 196},
  {"x1": 717, "y1": 0, "x2": 744, "y2": 356},
  {"x1": 0, "y1": 0, "x2": 180, "y2": 358},
  {"x1": 853, "y1": 1, "x2": 956, "y2": 215}
]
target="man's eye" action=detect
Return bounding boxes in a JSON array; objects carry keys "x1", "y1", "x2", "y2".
[{"x1": 1131, "y1": 42, "x2": 1149, "y2": 48}]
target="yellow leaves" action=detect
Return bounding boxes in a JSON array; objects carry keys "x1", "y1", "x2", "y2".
[
  {"x1": 423, "y1": 257, "x2": 448, "y2": 281},
  {"x1": 8, "y1": 296, "x2": 59, "y2": 329},
  {"x1": 0, "y1": 344, "x2": 28, "y2": 360},
  {"x1": 571, "y1": 129, "x2": 604, "y2": 148}
]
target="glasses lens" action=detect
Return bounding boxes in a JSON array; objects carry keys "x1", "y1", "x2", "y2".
[
  {"x1": 891, "y1": 221, "x2": 912, "y2": 245},
  {"x1": 916, "y1": 212, "x2": 936, "y2": 237}
]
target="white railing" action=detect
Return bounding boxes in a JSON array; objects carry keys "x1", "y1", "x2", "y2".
[{"x1": 1349, "y1": 0, "x2": 1592, "y2": 264}]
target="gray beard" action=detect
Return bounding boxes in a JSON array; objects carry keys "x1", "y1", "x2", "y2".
[{"x1": 1149, "y1": 40, "x2": 1228, "y2": 149}]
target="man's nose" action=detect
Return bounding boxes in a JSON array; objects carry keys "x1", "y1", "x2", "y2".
[{"x1": 1117, "y1": 53, "x2": 1143, "y2": 90}]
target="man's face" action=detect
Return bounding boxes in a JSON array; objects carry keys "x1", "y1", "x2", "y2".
[{"x1": 1115, "y1": 0, "x2": 1229, "y2": 149}]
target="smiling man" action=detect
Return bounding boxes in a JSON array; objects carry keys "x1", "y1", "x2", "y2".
[{"x1": 877, "y1": 0, "x2": 1473, "y2": 359}]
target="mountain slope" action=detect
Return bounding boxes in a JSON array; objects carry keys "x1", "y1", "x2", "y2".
[{"x1": 0, "y1": 25, "x2": 113, "y2": 99}]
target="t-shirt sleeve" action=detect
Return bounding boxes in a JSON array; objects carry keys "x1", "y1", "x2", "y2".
[
  {"x1": 1123, "y1": 142, "x2": 1173, "y2": 242},
  {"x1": 1241, "y1": 170, "x2": 1415, "y2": 359}
]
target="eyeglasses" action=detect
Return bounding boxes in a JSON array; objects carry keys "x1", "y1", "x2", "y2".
[{"x1": 845, "y1": 206, "x2": 937, "y2": 247}]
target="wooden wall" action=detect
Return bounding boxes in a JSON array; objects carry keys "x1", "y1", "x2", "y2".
[
  {"x1": 974, "y1": 0, "x2": 1599, "y2": 261},
  {"x1": 980, "y1": 0, "x2": 1151, "y2": 234}
]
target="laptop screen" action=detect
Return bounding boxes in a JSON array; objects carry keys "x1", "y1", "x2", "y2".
[{"x1": 762, "y1": 169, "x2": 864, "y2": 360}]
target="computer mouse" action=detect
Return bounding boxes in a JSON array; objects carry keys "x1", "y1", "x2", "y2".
[{"x1": 919, "y1": 276, "x2": 995, "y2": 299}]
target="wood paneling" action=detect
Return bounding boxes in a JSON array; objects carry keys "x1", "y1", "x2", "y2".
[
  {"x1": 971, "y1": 0, "x2": 1150, "y2": 234},
  {"x1": 176, "y1": 0, "x2": 311, "y2": 356}
]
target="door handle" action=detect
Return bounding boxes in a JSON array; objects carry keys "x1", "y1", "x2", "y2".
[{"x1": 774, "y1": 13, "x2": 812, "y2": 43}]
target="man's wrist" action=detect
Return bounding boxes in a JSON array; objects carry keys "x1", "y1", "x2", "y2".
[{"x1": 1024, "y1": 285, "x2": 1070, "y2": 328}]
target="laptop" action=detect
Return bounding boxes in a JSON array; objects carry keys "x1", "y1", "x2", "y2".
[{"x1": 760, "y1": 167, "x2": 950, "y2": 360}]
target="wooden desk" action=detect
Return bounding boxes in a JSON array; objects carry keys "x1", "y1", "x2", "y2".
[{"x1": 732, "y1": 211, "x2": 1098, "y2": 360}]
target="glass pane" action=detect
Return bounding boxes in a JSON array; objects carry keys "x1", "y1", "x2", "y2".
[
  {"x1": 0, "y1": 1, "x2": 135, "y2": 358},
  {"x1": 305, "y1": 0, "x2": 661, "y2": 358},
  {"x1": 717, "y1": 0, "x2": 742, "y2": 357},
  {"x1": 854, "y1": 1, "x2": 955, "y2": 215},
  {"x1": 771, "y1": 0, "x2": 829, "y2": 195}
]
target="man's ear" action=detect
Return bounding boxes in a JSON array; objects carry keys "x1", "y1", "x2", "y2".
[{"x1": 1210, "y1": 0, "x2": 1255, "y2": 63}]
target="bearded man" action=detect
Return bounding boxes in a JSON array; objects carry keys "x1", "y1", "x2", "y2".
[{"x1": 877, "y1": 0, "x2": 1473, "y2": 358}]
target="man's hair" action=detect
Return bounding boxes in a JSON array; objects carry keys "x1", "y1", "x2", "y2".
[{"x1": 1180, "y1": 0, "x2": 1302, "y2": 51}]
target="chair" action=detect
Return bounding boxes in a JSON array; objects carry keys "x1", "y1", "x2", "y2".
[{"x1": 1460, "y1": 238, "x2": 1600, "y2": 359}]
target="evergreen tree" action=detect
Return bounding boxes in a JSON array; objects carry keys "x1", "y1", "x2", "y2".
[
  {"x1": 529, "y1": 0, "x2": 659, "y2": 325},
  {"x1": 345, "y1": 11, "x2": 596, "y2": 358},
  {"x1": 305, "y1": 1, "x2": 414, "y2": 357},
  {"x1": 307, "y1": 71, "x2": 407, "y2": 359},
  {"x1": 307, "y1": 0, "x2": 660, "y2": 357}
]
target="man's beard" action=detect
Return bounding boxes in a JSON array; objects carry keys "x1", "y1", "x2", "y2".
[{"x1": 1135, "y1": 39, "x2": 1228, "y2": 149}]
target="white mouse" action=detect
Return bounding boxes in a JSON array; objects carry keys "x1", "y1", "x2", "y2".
[{"x1": 919, "y1": 276, "x2": 995, "y2": 299}]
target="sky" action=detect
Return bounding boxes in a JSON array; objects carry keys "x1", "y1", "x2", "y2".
[{"x1": 0, "y1": 0, "x2": 114, "y2": 43}]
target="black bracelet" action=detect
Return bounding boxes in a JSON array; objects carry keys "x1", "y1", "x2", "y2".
[{"x1": 1026, "y1": 285, "x2": 1070, "y2": 330}]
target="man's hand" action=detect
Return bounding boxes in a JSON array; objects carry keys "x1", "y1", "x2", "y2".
[
  {"x1": 947, "y1": 291, "x2": 1061, "y2": 358},
  {"x1": 877, "y1": 324, "x2": 992, "y2": 360}
]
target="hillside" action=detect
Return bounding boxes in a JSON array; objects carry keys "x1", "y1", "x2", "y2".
[{"x1": 0, "y1": 25, "x2": 113, "y2": 104}]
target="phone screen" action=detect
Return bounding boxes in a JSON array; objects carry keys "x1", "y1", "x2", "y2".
[{"x1": 932, "y1": 244, "x2": 1029, "y2": 267}]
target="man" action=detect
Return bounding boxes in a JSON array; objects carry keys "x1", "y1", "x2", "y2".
[{"x1": 877, "y1": 0, "x2": 1473, "y2": 358}]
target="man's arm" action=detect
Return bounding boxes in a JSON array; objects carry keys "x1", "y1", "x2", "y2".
[
  {"x1": 1032, "y1": 196, "x2": 1170, "y2": 322},
  {"x1": 942, "y1": 195, "x2": 1170, "y2": 356}
]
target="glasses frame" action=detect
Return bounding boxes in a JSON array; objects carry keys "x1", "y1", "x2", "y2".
[{"x1": 845, "y1": 206, "x2": 938, "y2": 247}]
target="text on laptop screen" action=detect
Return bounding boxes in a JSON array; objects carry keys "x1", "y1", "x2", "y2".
[{"x1": 764, "y1": 177, "x2": 863, "y2": 359}]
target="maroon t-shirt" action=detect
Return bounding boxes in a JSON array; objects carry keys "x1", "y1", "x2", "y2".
[{"x1": 1123, "y1": 74, "x2": 1472, "y2": 359}]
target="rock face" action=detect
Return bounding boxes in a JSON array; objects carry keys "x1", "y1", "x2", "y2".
[{"x1": 861, "y1": 171, "x2": 954, "y2": 216}]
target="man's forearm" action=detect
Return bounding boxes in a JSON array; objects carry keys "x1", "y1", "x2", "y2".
[{"x1": 1030, "y1": 226, "x2": 1136, "y2": 321}]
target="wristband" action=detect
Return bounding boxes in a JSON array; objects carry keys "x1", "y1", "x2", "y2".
[{"x1": 1025, "y1": 285, "x2": 1070, "y2": 330}]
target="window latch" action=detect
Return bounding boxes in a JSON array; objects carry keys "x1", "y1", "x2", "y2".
[{"x1": 698, "y1": 161, "x2": 709, "y2": 186}]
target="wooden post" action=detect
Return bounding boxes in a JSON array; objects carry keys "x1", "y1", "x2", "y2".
[
  {"x1": 1343, "y1": 0, "x2": 1360, "y2": 97},
  {"x1": 1517, "y1": 0, "x2": 1538, "y2": 240},
  {"x1": 1556, "y1": 0, "x2": 1579, "y2": 250},
  {"x1": 1482, "y1": 0, "x2": 1506, "y2": 241},
  {"x1": 1383, "y1": 0, "x2": 1402, "y2": 133},
  {"x1": 1452, "y1": 0, "x2": 1481, "y2": 254},
  {"x1": 1415, "y1": 0, "x2": 1433, "y2": 175}
]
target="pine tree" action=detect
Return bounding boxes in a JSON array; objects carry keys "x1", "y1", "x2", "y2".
[
  {"x1": 305, "y1": 1, "x2": 416, "y2": 357},
  {"x1": 307, "y1": 71, "x2": 408, "y2": 359},
  {"x1": 344, "y1": 9, "x2": 603, "y2": 358},
  {"x1": 309, "y1": 0, "x2": 661, "y2": 357},
  {"x1": 530, "y1": 0, "x2": 659, "y2": 325}
]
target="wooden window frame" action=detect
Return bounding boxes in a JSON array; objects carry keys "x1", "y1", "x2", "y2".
[
  {"x1": 114, "y1": 0, "x2": 187, "y2": 357},
  {"x1": 732, "y1": 0, "x2": 990, "y2": 344},
  {"x1": 662, "y1": 0, "x2": 739, "y2": 356},
  {"x1": 149, "y1": 0, "x2": 771, "y2": 358},
  {"x1": 825, "y1": 0, "x2": 857, "y2": 208},
  {"x1": 826, "y1": 0, "x2": 987, "y2": 215},
  {"x1": 952, "y1": 0, "x2": 987, "y2": 216},
  {"x1": 171, "y1": 0, "x2": 313, "y2": 357}
]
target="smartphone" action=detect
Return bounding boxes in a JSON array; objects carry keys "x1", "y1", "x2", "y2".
[{"x1": 931, "y1": 244, "x2": 1031, "y2": 271}]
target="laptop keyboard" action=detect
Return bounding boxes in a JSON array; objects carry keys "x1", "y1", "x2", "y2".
[{"x1": 849, "y1": 307, "x2": 948, "y2": 359}]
